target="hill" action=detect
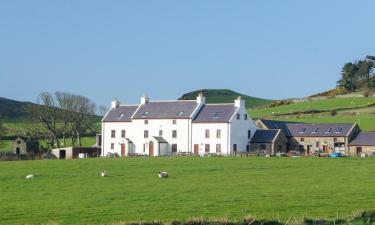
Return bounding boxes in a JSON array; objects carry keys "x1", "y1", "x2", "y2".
[
  {"x1": 179, "y1": 89, "x2": 272, "y2": 107},
  {"x1": 0, "y1": 97, "x2": 37, "y2": 122},
  {"x1": 1, "y1": 157, "x2": 375, "y2": 224}
]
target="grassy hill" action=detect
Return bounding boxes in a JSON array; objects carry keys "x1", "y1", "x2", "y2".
[
  {"x1": 179, "y1": 89, "x2": 272, "y2": 107},
  {"x1": 1, "y1": 157, "x2": 375, "y2": 224},
  {"x1": 250, "y1": 96, "x2": 375, "y2": 131},
  {"x1": 0, "y1": 97, "x2": 38, "y2": 122}
]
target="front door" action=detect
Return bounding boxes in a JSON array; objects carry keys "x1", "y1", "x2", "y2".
[
  {"x1": 356, "y1": 147, "x2": 362, "y2": 156},
  {"x1": 121, "y1": 144, "x2": 126, "y2": 157},
  {"x1": 59, "y1": 150, "x2": 66, "y2": 159},
  {"x1": 194, "y1": 144, "x2": 199, "y2": 155},
  {"x1": 149, "y1": 141, "x2": 154, "y2": 156}
]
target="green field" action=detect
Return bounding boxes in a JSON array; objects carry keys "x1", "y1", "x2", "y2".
[
  {"x1": 1, "y1": 157, "x2": 375, "y2": 224},
  {"x1": 250, "y1": 97, "x2": 375, "y2": 131}
]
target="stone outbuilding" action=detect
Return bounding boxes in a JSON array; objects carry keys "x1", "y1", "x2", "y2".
[
  {"x1": 250, "y1": 129, "x2": 287, "y2": 155},
  {"x1": 348, "y1": 132, "x2": 375, "y2": 157},
  {"x1": 12, "y1": 137, "x2": 39, "y2": 155}
]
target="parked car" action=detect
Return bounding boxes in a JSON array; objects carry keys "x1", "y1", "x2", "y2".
[{"x1": 330, "y1": 152, "x2": 345, "y2": 158}]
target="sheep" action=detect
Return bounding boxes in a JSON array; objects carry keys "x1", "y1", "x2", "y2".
[
  {"x1": 101, "y1": 170, "x2": 108, "y2": 177},
  {"x1": 158, "y1": 171, "x2": 168, "y2": 179},
  {"x1": 26, "y1": 174, "x2": 34, "y2": 179}
]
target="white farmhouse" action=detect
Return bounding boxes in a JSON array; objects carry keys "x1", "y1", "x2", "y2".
[{"x1": 101, "y1": 94, "x2": 257, "y2": 157}]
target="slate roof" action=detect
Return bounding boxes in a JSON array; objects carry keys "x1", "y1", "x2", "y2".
[
  {"x1": 133, "y1": 101, "x2": 198, "y2": 119},
  {"x1": 251, "y1": 129, "x2": 280, "y2": 143},
  {"x1": 102, "y1": 105, "x2": 139, "y2": 122},
  {"x1": 349, "y1": 132, "x2": 375, "y2": 146},
  {"x1": 153, "y1": 136, "x2": 168, "y2": 143},
  {"x1": 259, "y1": 119, "x2": 355, "y2": 137},
  {"x1": 193, "y1": 104, "x2": 237, "y2": 123}
]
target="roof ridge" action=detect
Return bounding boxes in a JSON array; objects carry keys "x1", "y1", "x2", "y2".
[{"x1": 148, "y1": 100, "x2": 196, "y2": 103}]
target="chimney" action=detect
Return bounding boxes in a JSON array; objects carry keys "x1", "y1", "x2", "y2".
[
  {"x1": 234, "y1": 96, "x2": 245, "y2": 108},
  {"x1": 196, "y1": 92, "x2": 206, "y2": 105},
  {"x1": 111, "y1": 98, "x2": 120, "y2": 109},
  {"x1": 141, "y1": 94, "x2": 150, "y2": 104}
]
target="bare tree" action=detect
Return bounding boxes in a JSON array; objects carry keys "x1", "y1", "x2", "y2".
[
  {"x1": 30, "y1": 92, "x2": 61, "y2": 149},
  {"x1": 69, "y1": 95, "x2": 97, "y2": 146},
  {"x1": 98, "y1": 105, "x2": 109, "y2": 116},
  {"x1": 55, "y1": 92, "x2": 74, "y2": 147}
]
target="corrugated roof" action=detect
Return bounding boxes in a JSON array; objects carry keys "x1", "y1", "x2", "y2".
[
  {"x1": 133, "y1": 101, "x2": 198, "y2": 119},
  {"x1": 193, "y1": 104, "x2": 237, "y2": 123},
  {"x1": 251, "y1": 129, "x2": 280, "y2": 143},
  {"x1": 103, "y1": 105, "x2": 138, "y2": 122},
  {"x1": 349, "y1": 132, "x2": 375, "y2": 146},
  {"x1": 259, "y1": 119, "x2": 355, "y2": 137}
]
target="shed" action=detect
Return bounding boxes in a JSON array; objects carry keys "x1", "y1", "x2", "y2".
[{"x1": 12, "y1": 137, "x2": 39, "y2": 155}]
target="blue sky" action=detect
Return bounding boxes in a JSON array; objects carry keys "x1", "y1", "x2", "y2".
[{"x1": 1, "y1": 1, "x2": 374, "y2": 107}]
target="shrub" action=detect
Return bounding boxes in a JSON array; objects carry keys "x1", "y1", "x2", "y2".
[{"x1": 330, "y1": 110, "x2": 338, "y2": 117}]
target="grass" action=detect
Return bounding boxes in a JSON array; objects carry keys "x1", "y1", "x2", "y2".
[
  {"x1": 1, "y1": 157, "x2": 375, "y2": 224},
  {"x1": 250, "y1": 97, "x2": 375, "y2": 131},
  {"x1": 251, "y1": 97, "x2": 375, "y2": 118}
]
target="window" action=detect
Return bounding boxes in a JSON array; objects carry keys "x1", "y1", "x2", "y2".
[
  {"x1": 236, "y1": 114, "x2": 240, "y2": 120},
  {"x1": 333, "y1": 138, "x2": 338, "y2": 142},
  {"x1": 173, "y1": 119, "x2": 177, "y2": 125},
  {"x1": 260, "y1": 144, "x2": 266, "y2": 150},
  {"x1": 325, "y1": 128, "x2": 332, "y2": 134},
  {"x1": 172, "y1": 144, "x2": 177, "y2": 153},
  {"x1": 121, "y1": 130, "x2": 126, "y2": 138},
  {"x1": 177, "y1": 111, "x2": 184, "y2": 116},
  {"x1": 111, "y1": 130, "x2": 116, "y2": 138},
  {"x1": 144, "y1": 130, "x2": 149, "y2": 138},
  {"x1": 233, "y1": 144, "x2": 237, "y2": 151},
  {"x1": 216, "y1": 144, "x2": 221, "y2": 153},
  {"x1": 119, "y1": 113, "x2": 125, "y2": 119},
  {"x1": 248, "y1": 130, "x2": 251, "y2": 139},
  {"x1": 111, "y1": 143, "x2": 114, "y2": 150},
  {"x1": 205, "y1": 144, "x2": 210, "y2": 153},
  {"x1": 300, "y1": 138, "x2": 305, "y2": 142},
  {"x1": 335, "y1": 128, "x2": 343, "y2": 134},
  {"x1": 144, "y1": 120, "x2": 148, "y2": 125},
  {"x1": 299, "y1": 128, "x2": 306, "y2": 134},
  {"x1": 316, "y1": 142, "x2": 320, "y2": 148},
  {"x1": 142, "y1": 111, "x2": 149, "y2": 117},
  {"x1": 205, "y1": 129, "x2": 210, "y2": 138},
  {"x1": 213, "y1": 112, "x2": 221, "y2": 119},
  {"x1": 246, "y1": 145, "x2": 250, "y2": 152},
  {"x1": 172, "y1": 130, "x2": 177, "y2": 138},
  {"x1": 159, "y1": 130, "x2": 163, "y2": 137},
  {"x1": 244, "y1": 114, "x2": 248, "y2": 120},
  {"x1": 217, "y1": 129, "x2": 221, "y2": 138},
  {"x1": 312, "y1": 128, "x2": 319, "y2": 134}
]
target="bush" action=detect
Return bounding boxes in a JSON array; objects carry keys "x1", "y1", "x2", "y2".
[{"x1": 330, "y1": 110, "x2": 338, "y2": 117}]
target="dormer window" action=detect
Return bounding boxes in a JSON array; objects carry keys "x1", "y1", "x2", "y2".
[
  {"x1": 118, "y1": 114, "x2": 125, "y2": 119},
  {"x1": 312, "y1": 128, "x2": 319, "y2": 134},
  {"x1": 335, "y1": 128, "x2": 343, "y2": 134},
  {"x1": 299, "y1": 128, "x2": 306, "y2": 134}
]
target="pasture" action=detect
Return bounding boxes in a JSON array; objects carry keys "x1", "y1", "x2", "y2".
[{"x1": 1, "y1": 157, "x2": 375, "y2": 224}]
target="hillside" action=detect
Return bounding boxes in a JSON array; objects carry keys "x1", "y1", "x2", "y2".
[
  {"x1": 251, "y1": 96, "x2": 375, "y2": 131},
  {"x1": 0, "y1": 97, "x2": 37, "y2": 122},
  {"x1": 179, "y1": 89, "x2": 272, "y2": 107}
]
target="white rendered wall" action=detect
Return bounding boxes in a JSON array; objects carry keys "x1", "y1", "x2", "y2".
[
  {"x1": 192, "y1": 123, "x2": 230, "y2": 155},
  {"x1": 229, "y1": 107, "x2": 257, "y2": 153},
  {"x1": 101, "y1": 122, "x2": 134, "y2": 156}
]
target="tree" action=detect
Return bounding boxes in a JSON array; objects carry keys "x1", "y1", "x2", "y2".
[
  {"x1": 0, "y1": 115, "x2": 4, "y2": 148},
  {"x1": 30, "y1": 92, "x2": 62, "y2": 149},
  {"x1": 55, "y1": 92, "x2": 74, "y2": 147}
]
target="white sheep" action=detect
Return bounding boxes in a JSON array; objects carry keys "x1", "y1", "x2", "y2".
[
  {"x1": 158, "y1": 171, "x2": 168, "y2": 179},
  {"x1": 101, "y1": 170, "x2": 108, "y2": 177},
  {"x1": 26, "y1": 174, "x2": 34, "y2": 179}
]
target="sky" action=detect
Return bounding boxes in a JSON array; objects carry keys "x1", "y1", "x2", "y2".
[{"x1": 1, "y1": 1, "x2": 375, "y2": 107}]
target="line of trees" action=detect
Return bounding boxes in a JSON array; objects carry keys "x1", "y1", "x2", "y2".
[
  {"x1": 29, "y1": 92, "x2": 101, "y2": 150},
  {"x1": 337, "y1": 55, "x2": 375, "y2": 91}
]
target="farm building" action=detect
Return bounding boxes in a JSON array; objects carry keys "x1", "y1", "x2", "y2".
[
  {"x1": 348, "y1": 132, "x2": 375, "y2": 157},
  {"x1": 101, "y1": 94, "x2": 257, "y2": 156},
  {"x1": 250, "y1": 129, "x2": 287, "y2": 155},
  {"x1": 12, "y1": 137, "x2": 39, "y2": 155},
  {"x1": 256, "y1": 119, "x2": 359, "y2": 155},
  {"x1": 51, "y1": 147, "x2": 101, "y2": 159}
]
